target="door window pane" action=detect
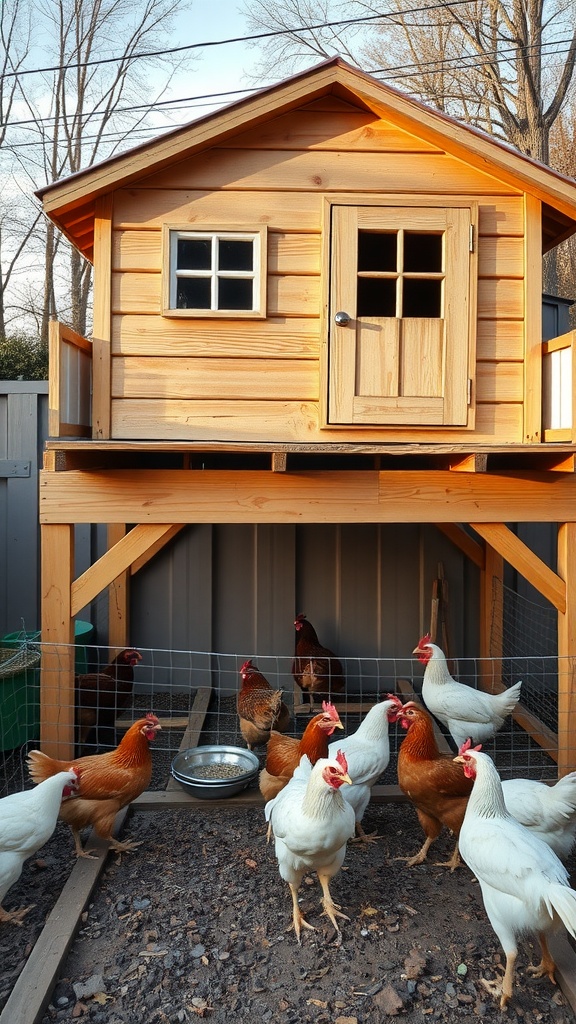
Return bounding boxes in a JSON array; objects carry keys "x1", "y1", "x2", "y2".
[
  {"x1": 404, "y1": 232, "x2": 443, "y2": 272},
  {"x1": 358, "y1": 231, "x2": 397, "y2": 272},
  {"x1": 357, "y1": 277, "x2": 396, "y2": 316},
  {"x1": 403, "y1": 278, "x2": 442, "y2": 317}
]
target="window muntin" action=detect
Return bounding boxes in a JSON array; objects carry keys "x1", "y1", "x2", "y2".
[
  {"x1": 356, "y1": 229, "x2": 444, "y2": 319},
  {"x1": 164, "y1": 228, "x2": 266, "y2": 317}
]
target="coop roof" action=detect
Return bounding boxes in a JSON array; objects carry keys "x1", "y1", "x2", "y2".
[{"x1": 37, "y1": 56, "x2": 576, "y2": 261}]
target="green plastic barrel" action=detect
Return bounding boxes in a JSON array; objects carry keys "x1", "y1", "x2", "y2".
[{"x1": 0, "y1": 621, "x2": 93, "y2": 749}]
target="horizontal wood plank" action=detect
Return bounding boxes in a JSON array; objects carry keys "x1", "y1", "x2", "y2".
[
  {"x1": 39, "y1": 468, "x2": 576, "y2": 524},
  {"x1": 478, "y1": 236, "x2": 524, "y2": 278},
  {"x1": 112, "y1": 272, "x2": 321, "y2": 317},
  {"x1": 476, "y1": 362, "x2": 523, "y2": 402},
  {"x1": 477, "y1": 277, "x2": 524, "y2": 319},
  {"x1": 476, "y1": 320, "x2": 524, "y2": 361},
  {"x1": 107, "y1": 398, "x2": 523, "y2": 444},
  {"x1": 141, "y1": 148, "x2": 520, "y2": 195},
  {"x1": 112, "y1": 315, "x2": 319, "y2": 357},
  {"x1": 224, "y1": 109, "x2": 443, "y2": 152},
  {"x1": 113, "y1": 230, "x2": 321, "y2": 275},
  {"x1": 113, "y1": 356, "x2": 318, "y2": 401}
]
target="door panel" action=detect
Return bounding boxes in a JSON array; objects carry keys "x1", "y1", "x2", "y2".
[{"x1": 328, "y1": 205, "x2": 473, "y2": 426}]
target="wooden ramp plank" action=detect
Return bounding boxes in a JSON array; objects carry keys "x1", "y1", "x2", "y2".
[{"x1": 166, "y1": 685, "x2": 212, "y2": 791}]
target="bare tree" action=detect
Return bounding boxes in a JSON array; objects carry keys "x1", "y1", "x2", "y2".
[
  {"x1": 4, "y1": 0, "x2": 197, "y2": 342},
  {"x1": 240, "y1": 0, "x2": 576, "y2": 164}
]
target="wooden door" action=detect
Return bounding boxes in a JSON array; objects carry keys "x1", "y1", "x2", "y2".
[{"x1": 328, "y1": 205, "x2": 474, "y2": 426}]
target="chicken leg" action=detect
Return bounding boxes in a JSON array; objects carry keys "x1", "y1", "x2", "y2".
[
  {"x1": 317, "y1": 871, "x2": 349, "y2": 941},
  {"x1": 288, "y1": 882, "x2": 315, "y2": 942},
  {"x1": 526, "y1": 933, "x2": 557, "y2": 985},
  {"x1": 480, "y1": 950, "x2": 517, "y2": 1010}
]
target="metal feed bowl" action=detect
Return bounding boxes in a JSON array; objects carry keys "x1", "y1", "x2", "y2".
[{"x1": 170, "y1": 744, "x2": 260, "y2": 799}]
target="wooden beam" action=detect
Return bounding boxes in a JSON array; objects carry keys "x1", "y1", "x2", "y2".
[
  {"x1": 40, "y1": 524, "x2": 75, "y2": 759},
  {"x1": 479, "y1": 543, "x2": 504, "y2": 681},
  {"x1": 39, "y1": 468, "x2": 576, "y2": 525},
  {"x1": 130, "y1": 523, "x2": 185, "y2": 575},
  {"x1": 448, "y1": 454, "x2": 487, "y2": 472},
  {"x1": 71, "y1": 524, "x2": 179, "y2": 616},
  {"x1": 470, "y1": 522, "x2": 566, "y2": 613},
  {"x1": 107, "y1": 524, "x2": 128, "y2": 651},
  {"x1": 272, "y1": 452, "x2": 287, "y2": 472},
  {"x1": 92, "y1": 194, "x2": 112, "y2": 439},
  {"x1": 435, "y1": 523, "x2": 484, "y2": 568},
  {"x1": 557, "y1": 524, "x2": 576, "y2": 775}
]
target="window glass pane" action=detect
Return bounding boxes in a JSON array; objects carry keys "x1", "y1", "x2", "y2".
[
  {"x1": 357, "y1": 277, "x2": 396, "y2": 316},
  {"x1": 177, "y1": 238, "x2": 212, "y2": 270},
  {"x1": 358, "y1": 231, "x2": 396, "y2": 271},
  {"x1": 218, "y1": 277, "x2": 253, "y2": 310},
  {"x1": 177, "y1": 278, "x2": 211, "y2": 309},
  {"x1": 219, "y1": 239, "x2": 254, "y2": 271},
  {"x1": 404, "y1": 233, "x2": 443, "y2": 272},
  {"x1": 403, "y1": 278, "x2": 442, "y2": 317}
]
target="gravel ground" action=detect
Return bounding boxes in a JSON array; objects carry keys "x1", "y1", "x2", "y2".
[
  {"x1": 2, "y1": 797, "x2": 571, "y2": 1024},
  {"x1": 1, "y1": 692, "x2": 574, "y2": 1024}
]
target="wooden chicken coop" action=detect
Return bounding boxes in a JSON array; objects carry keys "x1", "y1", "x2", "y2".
[{"x1": 37, "y1": 57, "x2": 576, "y2": 771}]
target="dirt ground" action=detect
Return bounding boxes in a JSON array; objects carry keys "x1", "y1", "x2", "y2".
[{"x1": 3, "y1": 795, "x2": 574, "y2": 1024}]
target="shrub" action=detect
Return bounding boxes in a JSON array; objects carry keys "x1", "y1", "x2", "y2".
[{"x1": 0, "y1": 333, "x2": 48, "y2": 380}]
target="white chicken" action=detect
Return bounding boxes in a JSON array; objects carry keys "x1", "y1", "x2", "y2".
[
  {"x1": 454, "y1": 747, "x2": 576, "y2": 1009},
  {"x1": 414, "y1": 634, "x2": 522, "y2": 749},
  {"x1": 502, "y1": 771, "x2": 576, "y2": 861},
  {"x1": 328, "y1": 697, "x2": 399, "y2": 842},
  {"x1": 265, "y1": 752, "x2": 354, "y2": 943},
  {"x1": 0, "y1": 770, "x2": 78, "y2": 925}
]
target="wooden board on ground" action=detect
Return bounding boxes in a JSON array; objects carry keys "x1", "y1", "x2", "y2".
[{"x1": 165, "y1": 685, "x2": 212, "y2": 791}]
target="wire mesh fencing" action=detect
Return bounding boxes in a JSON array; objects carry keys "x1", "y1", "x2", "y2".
[{"x1": 0, "y1": 637, "x2": 571, "y2": 799}]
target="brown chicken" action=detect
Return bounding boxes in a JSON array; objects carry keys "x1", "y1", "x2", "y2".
[
  {"x1": 237, "y1": 659, "x2": 291, "y2": 749},
  {"x1": 76, "y1": 648, "x2": 142, "y2": 751},
  {"x1": 394, "y1": 700, "x2": 474, "y2": 871},
  {"x1": 26, "y1": 714, "x2": 161, "y2": 858},
  {"x1": 259, "y1": 701, "x2": 343, "y2": 803},
  {"x1": 292, "y1": 614, "x2": 346, "y2": 709}
]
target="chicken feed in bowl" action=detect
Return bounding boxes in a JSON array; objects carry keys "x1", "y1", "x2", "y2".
[{"x1": 170, "y1": 745, "x2": 259, "y2": 799}]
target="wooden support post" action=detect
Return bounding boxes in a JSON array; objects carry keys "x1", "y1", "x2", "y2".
[
  {"x1": 557, "y1": 523, "x2": 576, "y2": 776},
  {"x1": 40, "y1": 523, "x2": 75, "y2": 759},
  {"x1": 479, "y1": 541, "x2": 503, "y2": 690},
  {"x1": 107, "y1": 523, "x2": 128, "y2": 651}
]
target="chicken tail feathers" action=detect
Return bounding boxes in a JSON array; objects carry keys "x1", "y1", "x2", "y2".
[
  {"x1": 548, "y1": 884, "x2": 576, "y2": 939},
  {"x1": 27, "y1": 749, "x2": 60, "y2": 784},
  {"x1": 495, "y1": 679, "x2": 522, "y2": 715}
]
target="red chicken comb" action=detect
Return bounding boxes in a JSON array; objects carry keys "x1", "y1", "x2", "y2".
[
  {"x1": 145, "y1": 712, "x2": 159, "y2": 724},
  {"x1": 457, "y1": 738, "x2": 482, "y2": 756},
  {"x1": 418, "y1": 633, "x2": 432, "y2": 647},
  {"x1": 321, "y1": 701, "x2": 340, "y2": 720},
  {"x1": 385, "y1": 693, "x2": 404, "y2": 708},
  {"x1": 239, "y1": 659, "x2": 253, "y2": 674},
  {"x1": 334, "y1": 749, "x2": 348, "y2": 773}
]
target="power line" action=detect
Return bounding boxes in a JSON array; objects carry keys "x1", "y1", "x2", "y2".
[
  {"x1": 1, "y1": 35, "x2": 572, "y2": 135},
  {"x1": 0, "y1": 0, "x2": 489, "y2": 80}
]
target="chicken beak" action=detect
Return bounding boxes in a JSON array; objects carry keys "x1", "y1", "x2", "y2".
[
  {"x1": 335, "y1": 721, "x2": 344, "y2": 730},
  {"x1": 453, "y1": 755, "x2": 464, "y2": 764},
  {"x1": 341, "y1": 773, "x2": 353, "y2": 786}
]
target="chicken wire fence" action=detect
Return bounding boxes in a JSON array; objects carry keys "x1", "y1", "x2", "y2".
[{"x1": 0, "y1": 617, "x2": 571, "y2": 800}]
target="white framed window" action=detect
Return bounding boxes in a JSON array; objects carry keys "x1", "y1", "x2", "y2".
[{"x1": 163, "y1": 226, "x2": 267, "y2": 318}]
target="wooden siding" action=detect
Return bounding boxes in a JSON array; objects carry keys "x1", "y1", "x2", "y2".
[{"x1": 109, "y1": 98, "x2": 526, "y2": 444}]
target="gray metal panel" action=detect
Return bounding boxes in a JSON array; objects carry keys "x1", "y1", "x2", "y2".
[{"x1": 0, "y1": 384, "x2": 48, "y2": 636}]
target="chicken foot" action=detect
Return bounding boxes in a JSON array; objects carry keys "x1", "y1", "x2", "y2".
[
  {"x1": 317, "y1": 873, "x2": 349, "y2": 942},
  {"x1": 394, "y1": 835, "x2": 434, "y2": 867},
  {"x1": 480, "y1": 950, "x2": 517, "y2": 1010},
  {"x1": 72, "y1": 829, "x2": 143, "y2": 859},
  {"x1": 350, "y1": 822, "x2": 380, "y2": 845},
  {"x1": 0, "y1": 904, "x2": 35, "y2": 926},
  {"x1": 526, "y1": 933, "x2": 557, "y2": 985},
  {"x1": 288, "y1": 883, "x2": 315, "y2": 943}
]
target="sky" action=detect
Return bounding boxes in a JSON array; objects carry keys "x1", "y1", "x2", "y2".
[{"x1": 155, "y1": 0, "x2": 270, "y2": 124}]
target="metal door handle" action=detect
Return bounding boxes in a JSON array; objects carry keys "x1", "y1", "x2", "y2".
[{"x1": 334, "y1": 311, "x2": 351, "y2": 326}]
